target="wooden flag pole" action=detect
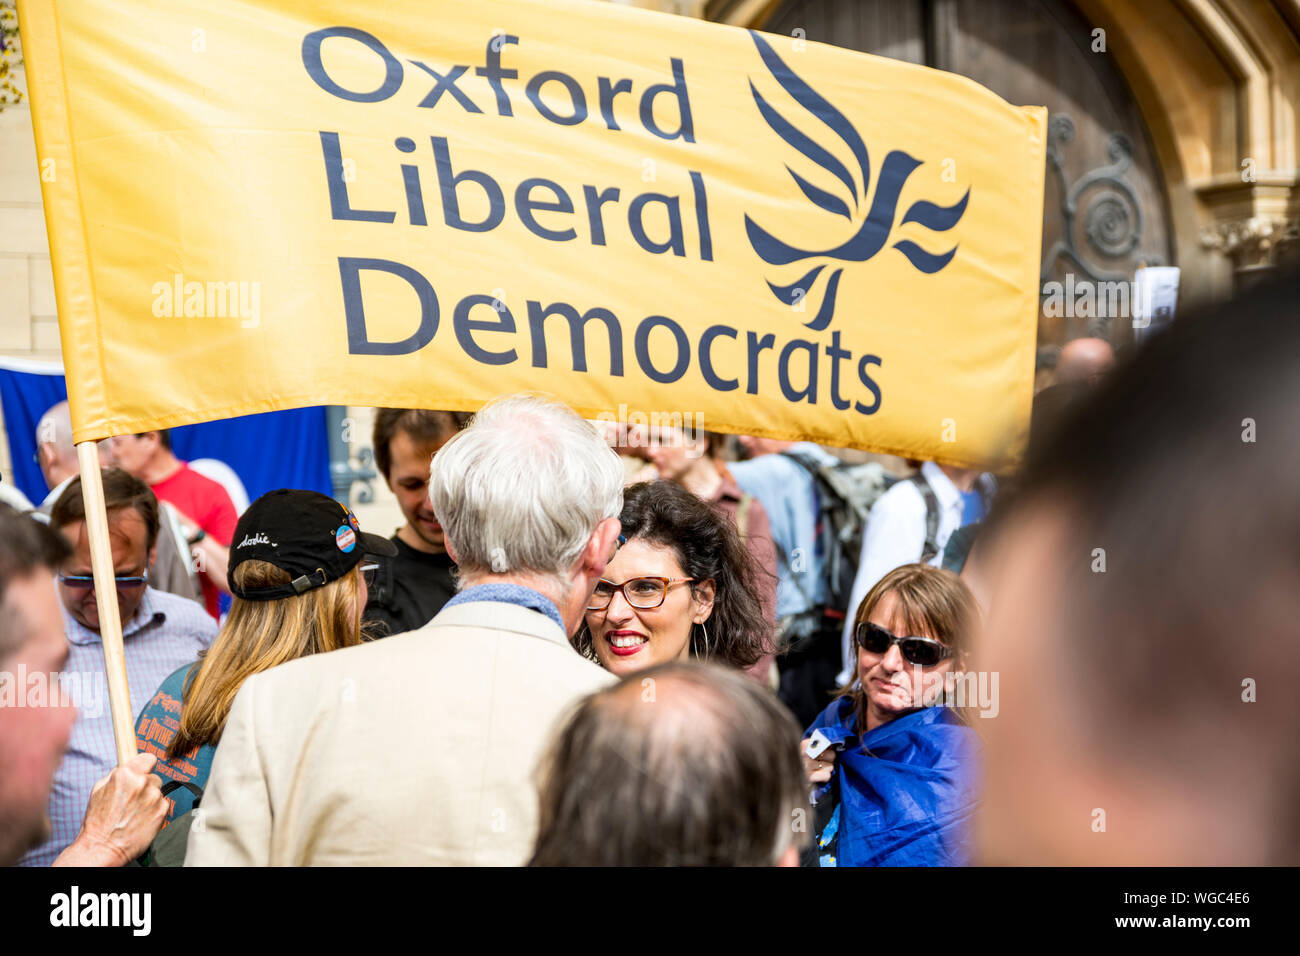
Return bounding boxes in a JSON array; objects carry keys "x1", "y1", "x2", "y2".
[{"x1": 75, "y1": 441, "x2": 136, "y2": 765}]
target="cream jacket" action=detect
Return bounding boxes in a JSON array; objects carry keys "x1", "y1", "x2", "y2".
[{"x1": 185, "y1": 601, "x2": 613, "y2": 866}]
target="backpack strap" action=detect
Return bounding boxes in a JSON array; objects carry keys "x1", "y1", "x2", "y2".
[
  {"x1": 778, "y1": 449, "x2": 861, "y2": 616},
  {"x1": 909, "y1": 473, "x2": 942, "y2": 563},
  {"x1": 161, "y1": 779, "x2": 204, "y2": 806},
  {"x1": 138, "y1": 779, "x2": 205, "y2": 867},
  {"x1": 778, "y1": 449, "x2": 838, "y2": 566},
  {"x1": 760, "y1": 456, "x2": 820, "y2": 633},
  {"x1": 369, "y1": 549, "x2": 397, "y2": 606},
  {"x1": 735, "y1": 493, "x2": 754, "y2": 540},
  {"x1": 770, "y1": 523, "x2": 815, "y2": 614},
  {"x1": 777, "y1": 448, "x2": 821, "y2": 481}
]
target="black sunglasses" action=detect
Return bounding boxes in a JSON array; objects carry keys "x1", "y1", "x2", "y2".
[
  {"x1": 59, "y1": 569, "x2": 150, "y2": 591},
  {"x1": 854, "y1": 621, "x2": 951, "y2": 667}
]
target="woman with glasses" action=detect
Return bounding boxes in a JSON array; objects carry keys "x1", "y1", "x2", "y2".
[
  {"x1": 574, "y1": 481, "x2": 772, "y2": 678},
  {"x1": 800, "y1": 563, "x2": 980, "y2": 866},
  {"x1": 640, "y1": 427, "x2": 780, "y2": 685},
  {"x1": 132, "y1": 489, "x2": 394, "y2": 859}
]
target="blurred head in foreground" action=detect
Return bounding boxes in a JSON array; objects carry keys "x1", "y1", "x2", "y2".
[
  {"x1": 529, "y1": 662, "x2": 808, "y2": 866},
  {"x1": 0, "y1": 505, "x2": 74, "y2": 864},
  {"x1": 976, "y1": 268, "x2": 1300, "y2": 864}
]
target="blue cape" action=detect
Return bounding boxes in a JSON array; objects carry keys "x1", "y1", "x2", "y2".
[{"x1": 806, "y1": 697, "x2": 981, "y2": 866}]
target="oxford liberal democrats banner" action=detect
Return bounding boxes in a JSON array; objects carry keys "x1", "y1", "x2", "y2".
[{"x1": 19, "y1": 0, "x2": 1045, "y2": 467}]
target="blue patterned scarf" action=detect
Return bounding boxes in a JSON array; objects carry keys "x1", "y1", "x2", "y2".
[
  {"x1": 442, "y1": 582, "x2": 565, "y2": 633},
  {"x1": 806, "y1": 698, "x2": 980, "y2": 866}
]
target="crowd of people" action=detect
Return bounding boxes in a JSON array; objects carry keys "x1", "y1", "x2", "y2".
[{"x1": 1, "y1": 268, "x2": 1297, "y2": 866}]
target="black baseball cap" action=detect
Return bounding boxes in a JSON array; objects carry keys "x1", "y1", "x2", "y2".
[{"x1": 227, "y1": 489, "x2": 397, "y2": 601}]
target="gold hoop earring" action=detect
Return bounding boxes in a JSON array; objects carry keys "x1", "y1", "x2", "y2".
[{"x1": 693, "y1": 620, "x2": 712, "y2": 659}]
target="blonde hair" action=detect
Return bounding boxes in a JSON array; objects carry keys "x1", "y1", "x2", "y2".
[{"x1": 166, "y1": 560, "x2": 366, "y2": 758}]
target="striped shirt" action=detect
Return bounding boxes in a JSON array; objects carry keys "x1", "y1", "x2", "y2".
[{"x1": 17, "y1": 586, "x2": 217, "y2": 866}]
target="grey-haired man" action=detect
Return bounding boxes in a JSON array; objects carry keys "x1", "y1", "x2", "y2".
[{"x1": 187, "y1": 394, "x2": 621, "y2": 865}]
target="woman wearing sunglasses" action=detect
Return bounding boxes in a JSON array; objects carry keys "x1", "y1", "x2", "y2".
[
  {"x1": 800, "y1": 563, "x2": 980, "y2": 866},
  {"x1": 132, "y1": 489, "x2": 395, "y2": 862},
  {"x1": 573, "y1": 481, "x2": 772, "y2": 678}
]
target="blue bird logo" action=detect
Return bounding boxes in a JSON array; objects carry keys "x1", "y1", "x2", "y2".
[{"x1": 745, "y1": 31, "x2": 970, "y2": 331}]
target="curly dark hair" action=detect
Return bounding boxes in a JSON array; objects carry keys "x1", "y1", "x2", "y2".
[{"x1": 574, "y1": 480, "x2": 773, "y2": 671}]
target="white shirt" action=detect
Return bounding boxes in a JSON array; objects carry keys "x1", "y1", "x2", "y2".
[
  {"x1": 838, "y1": 461, "x2": 970, "y2": 683},
  {"x1": 34, "y1": 475, "x2": 74, "y2": 518},
  {"x1": 0, "y1": 480, "x2": 34, "y2": 512}
]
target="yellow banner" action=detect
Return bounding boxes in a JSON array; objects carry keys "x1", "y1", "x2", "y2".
[{"x1": 20, "y1": 0, "x2": 1044, "y2": 466}]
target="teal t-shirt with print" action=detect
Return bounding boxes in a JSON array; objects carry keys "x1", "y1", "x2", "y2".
[{"x1": 135, "y1": 662, "x2": 216, "y2": 821}]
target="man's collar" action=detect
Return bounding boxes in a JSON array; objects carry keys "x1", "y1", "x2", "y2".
[
  {"x1": 442, "y1": 581, "x2": 565, "y2": 633},
  {"x1": 41, "y1": 475, "x2": 74, "y2": 511},
  {"x1": 146, "y1": 456, "x2": 185, "y2": 486},
  {"x1": 63, "y1": 586, "x2": 166, "y2": 646},
  {"x1": 920, "y1": 461, "x2": 965, "y2": 510}
]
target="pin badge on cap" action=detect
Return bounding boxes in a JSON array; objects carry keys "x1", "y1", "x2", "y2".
[{"x1": 336, "y1": 525, "x2": 356, "y2": 552}]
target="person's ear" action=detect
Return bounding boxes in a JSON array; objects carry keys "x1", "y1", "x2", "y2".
[
  {"x1": 147, "y1": 545, "x2": 157, "y2": 572},
  {"x1": 38, "y1": 444, "x2": 56, "y2": 470},
  {"x1": 776, "y1": 843, "x2": 800, "y2": 867},
  {"x1": 445, "y1": 538, "x2": 459, "y2": 564},
  {"x1": 582, "y1": 517, "x2": 621, "y2": 578},
  {"x1": 691, "y1": 578, "x2": 716, "y2": 623}
]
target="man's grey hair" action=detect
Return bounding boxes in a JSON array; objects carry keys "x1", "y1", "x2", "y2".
[{"x1": 428, "y1": 394, "x2": 623, "y2": 581}]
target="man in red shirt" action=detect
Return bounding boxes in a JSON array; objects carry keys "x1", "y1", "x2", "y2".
[{"x1": 111, "y1": 430, "x2": 236, "y2": 620}]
